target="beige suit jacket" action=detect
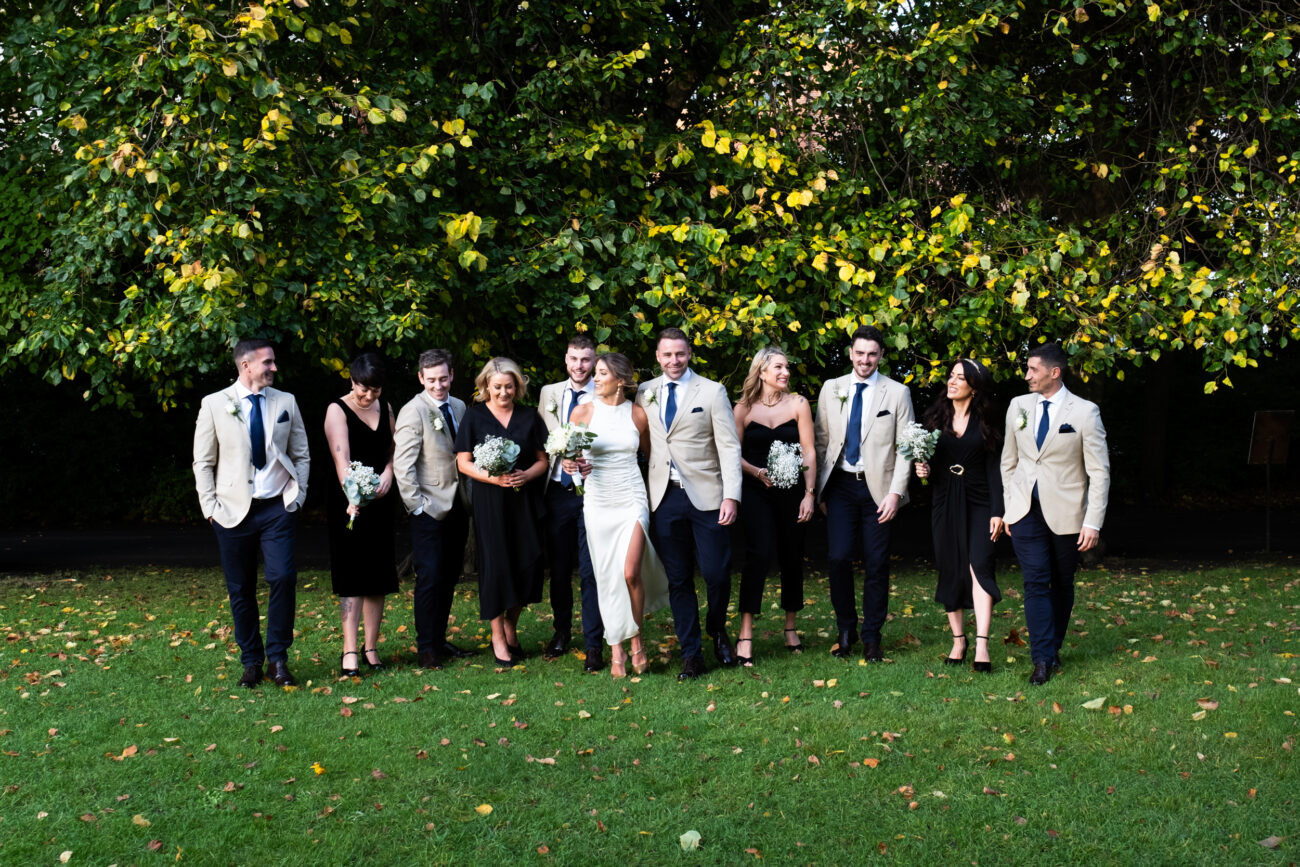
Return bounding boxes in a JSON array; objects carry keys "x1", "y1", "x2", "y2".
[
  {"x1": 637, "y1": 372, "x2": 742, "y2": 511},
  {"x1": 813, "y1": 373, "x2": 914, "y2": 506},
  {"x1": 193, "y1": 385, "x2": 310, "y2": 528},
  {"x1": 537, "y1": 380, "x2": 587, "y2": 491},
  {"x1": 393, "y1": 392, "x2": 467, "y2": 520},
  {"x1": 1000, "y1": 390, "x2": 1110, "y2": 534}
]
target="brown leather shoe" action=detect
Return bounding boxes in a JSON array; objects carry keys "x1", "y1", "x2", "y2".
[
  {"x1": 237, "y1": 664, "x2": 263, "y2": 688},
  {"x1": 267, "y1": 660, "x2": 296, "y2": 687}
]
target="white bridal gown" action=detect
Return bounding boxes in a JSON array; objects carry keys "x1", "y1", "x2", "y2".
[{"x1": 582, "y1": 399, "x2": 670, "y2": 645}]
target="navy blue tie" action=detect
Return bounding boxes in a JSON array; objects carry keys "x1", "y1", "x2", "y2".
[
  {"x1": 844, "y1": 382, "x2": 866, "y2": 466},
  {"x1": 1036, "y1": 399, "x2": 1051, "y2": 449},
  {"x1": 664, "y1": 381, "x2": 678, "y2": 429},
  {"x1": 439, "y1": 402, "x2": 456, "y2": 437},
  {"x1": 248, "y1": 393, "x2": 266, "y2": 470}
]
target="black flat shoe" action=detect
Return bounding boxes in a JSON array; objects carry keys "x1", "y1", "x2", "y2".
[
  {"x1": 972, "y1": 635, "x2": 992, "y2": 673},
  {"x1": 944, "y1": 633, "x2": 968, "y2": 666},
  {"x1": 363, "y1": 647, "x2": 385, "y2": 671},
  {"x1": 340, "y1": 652, "x2": 361, "y2": 678},
  {"x1": 784, "y1": 628, "x2": 803, "y2": 653}
]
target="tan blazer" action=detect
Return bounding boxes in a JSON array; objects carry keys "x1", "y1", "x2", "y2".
[
  {"x1": 637, "y1": 372, "x2": 742, "y2": 511},
  {"x1": 193, "y1": 385, "x2": 310, "y2": 528},
  {"x1": 813, "y1": 373, "x2": 914, "y2": 506},
  {"x1": 537, "y1": 380, "x2": 584, "y2": 491},
  {"x1": 1001, "y1": 390, "x2": 1110, "y2": 534},
  {"x1": 393, "y1": 392, "x2": 467, "y2": 520}
]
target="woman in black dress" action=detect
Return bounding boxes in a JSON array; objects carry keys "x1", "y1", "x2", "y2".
[
  {"x1": 732, "y1": 347, "x2": 817, "y2": 665},
  {"x1": 914, "y1": 359, "x2": 1004, "y2": 673},
  {"x1": 454, "y1": 357, "x2": 549, "y2": 668},
  {"x1": 324, "y1": 352, "x2": 398, "y2": 677}
]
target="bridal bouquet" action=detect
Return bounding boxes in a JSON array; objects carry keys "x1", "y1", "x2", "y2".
[
  {"x1": 342, "y1": 461, "x2": 381, "y2": 530},
  {"x1": 765, "y1": 441, "x2": 808, "y2": 490},
  {"x1": 544, "y1": 422, "x2": 598, "y2": 495},
  {"x1": 896, "y1": 422, "x2": 941, "y2": 485},
  {"x1": 473, "y1": 435, "x2": 521, "y2": 487}
]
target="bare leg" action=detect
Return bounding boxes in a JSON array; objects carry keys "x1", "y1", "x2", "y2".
[
  {"x1": 490, "y1": 616, "x2": 511, "y2": 663},
  {"x1": 946, "y1": 609, "x2": 966, "y2": 660},
  {"x1": 340, "y1": 597, "x2": 360, "y2": 655},
  {"x1": 502, "y1": 605, "x2": 523, "y2": 648},
  {"x1": 737, "y1": 611, "x2": 755, "y2": 666},
  {"x1": 624, "y1": 523, "x2": 647, "y2": 626},
  {"x1": 610, "y1": 641, "x2": 627, "y2": 678},
  {"x1": 362, "y1": 596, "x2": 384, "y2": 665},
  {"x1": 971, "y1": 566, "x2": 994, "y2": 664}
]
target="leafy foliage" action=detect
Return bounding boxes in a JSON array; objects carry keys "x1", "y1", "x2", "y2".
[{"x1": 3, "y1": 0, "x2": 1297, "y2": 403}]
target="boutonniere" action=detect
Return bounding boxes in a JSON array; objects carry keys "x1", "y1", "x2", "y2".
[
  {"x1": 644, "y1": 390, "x2": 657, "y2": 407},
  {"x1": 836, "y1": 385, "x2": 848, "y2": 412},
  {"x1": 1017, "y1": 408, "x2": 1028, "y2": 430},
  {"x1": 227, "y1": 397, "x2": 243, "y2": 420},
  {"x1": 546, "y1": 395, "x2": 560, "y2": 420},
  {"x1": 429, "y1": 409, "x2": 445, "y2": 432}
]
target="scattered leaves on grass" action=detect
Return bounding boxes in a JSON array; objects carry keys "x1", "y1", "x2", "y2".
[
  {"x1": 1259, "y1": 836, "x2": 1283, "y2": 850},
  {"x1": 132, "y1": 814, "x2": 150, "y2": 827},
  {"x1": 680, "y1": 830, "x2": 702, "y2": 851},
  {"x1": 1081, "y1": 696, "x2": 1106, "y2": 710},
  {"x1": 475, "y1": 803, "x2": 493, "y2": 815},
  {"x1": 310, "y1": 762, "x2": 325, "y2": 775},
  {"x1": 1197, "y1": 698, "x2": 1219, "y2": 710}
]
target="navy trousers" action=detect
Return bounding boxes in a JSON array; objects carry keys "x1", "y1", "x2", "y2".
[
  {"x1": 1009, "y1": 499, "x2": 1078, "y2": 664},
  {"x1": 212, "y1": 498, "x2": 297, "y2": 667},
  {"x1": 824, "y1": 471, "x2": 893, "y2": 643},
  {"x1": 411, "y1": 500, "x2": 470, "y2": 653},
  {"x1": 652, "y1": 485, "x2": 732, "y2": 660},
  {"x1": 544, "y1": 484, "x2": 603, "y2": 650}
]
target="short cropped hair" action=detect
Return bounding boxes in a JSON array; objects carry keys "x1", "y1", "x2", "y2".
[
  {"x1": 349, "y1": 352, "x2": 387, "y2": 389},
  {"x1": 656, "y1": 326, "x2": 689, "y2": 347},
  {"x1": 473, "y1": 357, "x2": 529, "y2": 403},
  {"x1": 417, "y1": 348, "x2": 454, "y2": 374},
  {"x1": 233, "y1": 338, "x2": 273, "y2": 367},
  {"x1": 567, "y1": 335, "x2": 596, "y2": 352},
  {"x1": 850, "y1": 325, "x2": 885, "y2": 350},
  {"x1": 1028, "y1": 342, "x2": 1069, "y2": 374}
]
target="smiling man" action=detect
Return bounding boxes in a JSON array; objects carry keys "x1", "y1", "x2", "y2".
[
  {"x1": 193, "y1": 338, "x2": 310, "y2": 688},
  {"x1": 814, "y1": 324, "x2": 914, "y2": 663}
]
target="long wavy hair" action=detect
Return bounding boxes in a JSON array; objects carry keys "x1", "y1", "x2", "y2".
[
  {"x1": 472, "y1": 356, "x2": 529, "y2": 403},
  {"x1": 921, "y1": 359, "x2": 1000, "y2": 453},
  {"x1": 738, "y1": 346, "x2": 789, "y2": 408}
]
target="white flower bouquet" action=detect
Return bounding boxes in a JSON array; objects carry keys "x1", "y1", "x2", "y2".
[
  {"x1": 896, "y1": 422, "x2": 941, "y2": 485},
  {"x1": 765, "y1": 441, "x2": 808, "y2": 490},
  {"x1": 473, "y1": 435, "x2": 521, "y2": 485},
  {"x1": 342, "y1": 461, "x2": 381, "y2": 529},
  {"x1": 544, "y1": 422, "x2": 598, "y2": 495}
]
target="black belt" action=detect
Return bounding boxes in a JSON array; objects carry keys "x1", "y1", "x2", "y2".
[{"x1": 835, "y1": 468, "x2": 869, "y2": 483}]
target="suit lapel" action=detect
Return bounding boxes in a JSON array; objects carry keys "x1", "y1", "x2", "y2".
[
  {"x1": 669, "y1": 376, "x2": 703, "y2": 435},
  {"x1": 643, "y1": 376, "x2": 667, "y2": 434},
  {"x1": 1039, "y1": 392, "x2": 1072, "y2": 456},
  {"x1": 860, "y1": 377, "x2": 886, "y2": 442}
]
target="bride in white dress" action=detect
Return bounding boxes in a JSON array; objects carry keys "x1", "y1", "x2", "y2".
[{"x1": 563, "y1": 353, "x2": 670, "y2": 678}]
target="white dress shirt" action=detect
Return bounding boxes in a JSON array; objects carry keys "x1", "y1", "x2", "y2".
[
  {"x1": 234, "y1": 381, "x2": 292, "y2": 501},
  {"x1": 838, "y1": 370, "x2": 879, "y2": 473}
]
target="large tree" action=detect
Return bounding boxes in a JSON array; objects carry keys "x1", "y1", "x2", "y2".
[{"x1": 3, "y1": 0, "x2": 1297, "y2": 403}]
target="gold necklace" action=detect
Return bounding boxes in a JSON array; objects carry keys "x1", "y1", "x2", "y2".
[{"x1": 761, "y1": 392, "x2": 783, "y2": 407}]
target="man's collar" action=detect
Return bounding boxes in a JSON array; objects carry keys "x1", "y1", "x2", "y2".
[
  {"x1": 665, "y1": 368, "x2": 694, "y2": 386},
  {"x1": 567, "y1": 379, "x2": 594, "y2": 393},
  {"x1": 851, "y1": 371, "x2": 879, "y2": 387},
  {"x1": 1038, "y1": 383, "x2": 1069, "y2": 404}
]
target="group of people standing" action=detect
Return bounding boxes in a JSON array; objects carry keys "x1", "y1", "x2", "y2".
[{"x1": 192, "y1": 325, "x2": 1109, "y2": 690}]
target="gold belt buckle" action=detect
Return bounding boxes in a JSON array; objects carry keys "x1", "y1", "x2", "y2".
[{"x1": 948, "y1": 464, "x2": 965, "y2": 476}]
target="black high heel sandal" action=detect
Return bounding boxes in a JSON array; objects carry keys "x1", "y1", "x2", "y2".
[
  {"x1": 363, "y1": 647, "x2": 385, "y2": 671},
  {"x1": 736, "y1": 637, "x2": 754, "y2": 667},
  {"x1": 340, "y1": 651, "x2": 361, "y2": 678},
  {"x1": 944, "y1": 633, "x2": 968, "y2": 666},
  {"x1": 784, "y1": 628, "x2": 803, "y2": 653},
  {"x1": 972, "y1": 635, "x2": 992, "y2": 673}
]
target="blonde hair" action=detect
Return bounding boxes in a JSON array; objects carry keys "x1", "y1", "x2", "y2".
[
  {"x1": 738, "y1": 346, "x2": 789, "y2": 408},
  {"x1": 472, "y1": 357, "x2": 529, "y2": 403}
]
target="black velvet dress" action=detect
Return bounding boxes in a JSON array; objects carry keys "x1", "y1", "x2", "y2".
[
  {"x1": 929, "y1": 422, "x2": 1004, "y2": 611},
  {"x1": 326, "y1": 399, "x2": 399, "y2": 597},
  {"x1": 737, "y1": 419, "x2": 807, "y2": 614},
  {"x1": 454, "y1": 403, "x2": 547, "y2": 620}
]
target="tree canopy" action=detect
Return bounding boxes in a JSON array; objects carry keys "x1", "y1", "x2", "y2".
[{"x1": 2, "y1": 0, "x2": 1297, "y2": 404}]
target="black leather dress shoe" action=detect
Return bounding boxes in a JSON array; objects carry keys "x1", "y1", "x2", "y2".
[
  {"x1": 1029, "y1": 661, "x2": 1051, "y2": 686},
  {"x1": 544, "y1": 632, "x2": 570, "y2": 659},
  {"x1": 417, "y1": 650, "x2": 443, "y2": 670},
  {"x1": 583, "y1": 647, "x2": 606, "y2": 673},
  {"x1": 863, "y1": 641, "x2": 884, "y2": 663},
  {"x1": 1050, "y1": 655, "x2": 1063, "y2": 673},
  {"x1": 237, "y1": 664, "x2": 263, "y2": 688},
  {"x1": 678, "y1": 654, "x2": 705, "y2": 681},
  {"x1": 713, "y1": 634, "x2": 737, "y2": 668},
  {"x1": 441, "y1": 640, "x2": 477, "y2": 659},
  {"x1": 831, "y1": 629, "x2": 856, "y2": 659},
  {"x1": 267, "y1": 660, "x2": 296, "y2": 687}
]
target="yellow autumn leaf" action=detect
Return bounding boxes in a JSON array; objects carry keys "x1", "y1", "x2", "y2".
[
  {"x1": 1081, "y1": 696, "x2": 1107, "y2": 710},
  {"x1": 475, "y1": 803, "x2": 494, "y2": 815},
  {"x1": 1147, "y1": 3, "x2": 1160, "y2": 22}
]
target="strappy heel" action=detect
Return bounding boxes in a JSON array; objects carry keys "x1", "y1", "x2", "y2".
[
  {"x1": 363, "y1": 647, "x2": 385, "y2": 671},
  {"x1": 736, "y1": 637, "x2": 754, "y2": 667},
  {"x1": 972, "y1": 635, "x2": 992, "y2": 673},
  {"x1": 784, "y1": 628, "x2": 803, "y2": 653},
  {"x1": 340, "y1": 651, "x2": 361, "y2": 678},
  {"x1": 944, "y1": 633, "x2": 968, "y2": 666},
  {"x1": 610, "y1": 646, "x2": 627, "y2": 679},
  {"x1": 630, "y1": 645, "x2": 648, "y2": 675}
]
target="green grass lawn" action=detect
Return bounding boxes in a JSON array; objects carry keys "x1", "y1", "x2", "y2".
[{"x1": 1, "y1": 560, "x2": 1297, "y2": 865}]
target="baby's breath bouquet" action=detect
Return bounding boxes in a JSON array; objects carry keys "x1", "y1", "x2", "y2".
[
  {"x1": 896, "y1": 422, "x2": 941, "y2": 485},
  {"x1": 765, "y1": 441, "x2": 807, "y2": 490},
  {"x1": 473, "y1": 435, "x2": 522, "y2": 488},
  {"x1": 342, "y1": 461, "x2": 381, "y2": 529},
  {"x1": 544, "y1": 422, "x2": 598, "y2": 494}
]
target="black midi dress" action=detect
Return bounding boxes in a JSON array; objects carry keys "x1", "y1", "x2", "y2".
[
  {"x1": 929, "y1": 422, "x2": 1003, "y2": 611},
  {"x1": 326, "y1": 398, "x2": 399, "y2": 597}
]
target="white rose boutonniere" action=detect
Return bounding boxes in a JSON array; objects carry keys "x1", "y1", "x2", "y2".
[
  {"x1": 1017, "y1": 408, "x2": 1029, "y2": 430},
  {"x1": 836, "y1": 385, "x2": 848, "y2": 412},
  {"x1": 227, "y1": 397, "x2": 243, "y2": 420},
  {"x1": 429, "y1": 409, "x2": 445, "y2": 432},
  {"x1": 546, "y1": 395, "x2": 560, "y2": 421},
  {"x1": 644, "y1": 390, "x2": 657, "y2": 407}
]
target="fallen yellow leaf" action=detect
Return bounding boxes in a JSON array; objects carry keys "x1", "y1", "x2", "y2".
[{"x1": 475, "y1": 803, "x2": 494, "y2": 815}]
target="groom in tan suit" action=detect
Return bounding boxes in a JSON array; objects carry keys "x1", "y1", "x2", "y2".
[
  {"x1": 1002, "y1": 342, "x2": 1109, "y2": 685},
  {"x1": 814, "y1": 325, "x2": 914, "y2": 663},
  {"x1": 193, "y1": 338, "x2": 310, "y2": 688},
  {"x1": 638, "y1": 327, "x2": 743, "y2": 680},
  {"x1": 393, "y1": 348, "x2": 477, "y2": 670}
]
